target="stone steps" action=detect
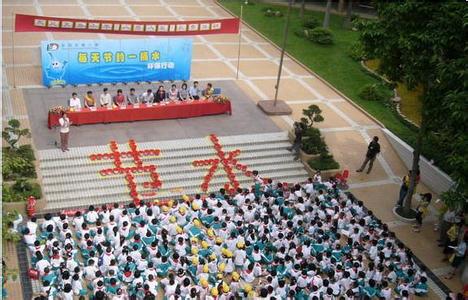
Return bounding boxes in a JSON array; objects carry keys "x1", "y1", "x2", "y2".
[{"x1": 38, "y1": 132, "x2": 310, "y2": 212}]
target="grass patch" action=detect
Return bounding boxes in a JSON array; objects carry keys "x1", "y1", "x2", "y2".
[
  {"x1": 364, "y1": 59, "x2": 423, "y2": 126},
  {"x1": 396, "y1": 83, "x2": 422, "y2": 126},
  {"x1": 219, "y1": 0, "x2": 417, "y2": 146}
]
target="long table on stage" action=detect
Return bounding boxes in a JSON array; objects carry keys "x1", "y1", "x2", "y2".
[{"x1": 48, "y1": 100, "x2": 232, "y2": 128}]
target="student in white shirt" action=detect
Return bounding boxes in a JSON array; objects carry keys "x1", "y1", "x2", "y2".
[
  {"x1": 69, "y1": 92, "x2": 81, "y2": 110},
  {"x1": 100, "y1": 87, "x2": 112, "y2": 107}
]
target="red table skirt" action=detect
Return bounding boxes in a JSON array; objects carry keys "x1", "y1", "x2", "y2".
[{"x1": 48, "y1": 100, "x2": 231, "y2": 129}]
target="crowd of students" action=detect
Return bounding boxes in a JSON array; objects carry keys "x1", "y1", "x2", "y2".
[{"x1": 24, "y1": 176, "x2": 434, "y2": 300}]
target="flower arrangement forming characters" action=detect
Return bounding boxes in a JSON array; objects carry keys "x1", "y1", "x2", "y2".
[
  {"x1": 193, "y1": 134, "x2": 252, "y2": 193},
  {"x1": 89, "y1": 140, "x2": 162, "y2": 205}
]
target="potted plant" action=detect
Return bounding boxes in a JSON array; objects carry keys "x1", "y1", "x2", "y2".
[{"x1": 298, "y1": 104, "x2": 325, "y2": 160}]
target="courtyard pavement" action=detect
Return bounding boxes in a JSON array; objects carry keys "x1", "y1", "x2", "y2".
[{"x1": 1, "y1": 0, "x2": 462, "y2": 298}]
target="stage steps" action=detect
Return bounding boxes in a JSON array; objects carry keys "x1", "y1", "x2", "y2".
[{"x1": 38, "y1": 132, "x2": 310, "y2": 212}]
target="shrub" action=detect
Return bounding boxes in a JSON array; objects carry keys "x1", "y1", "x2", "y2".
[
  {"x1": 358, "y1": 84, "x2": 392, "y2": 102},
  {"x1": 2, "y1": 212, "x2": 22, "y2": 243},
  {"x1": 294, "y1": 28, "x2": 307, "y2": 38},
  {"x1": 308, "y1": 152, "x2": 340, "y2": 170},
  {"x1": 2, "y1": 184, "x2": 19, "y2": 202},
  {"x1": 264, "y1": 9, "x2": 282, "y2": 17},
  {"x1": 2, "y1": 119, "x2": 30, "y2": 150},
  {"x1": 261, "y1": 6, "x2": 273, "y2": 12},
  {"x1": 2, "y1": 144, "x2": 36, "y2": 180},
  {"x1": 308, "y1": 27, "x2": 334, "y2": 45},
  {"x1": 347, "y1": 41, "x2": 365, "y2": 61},
  {"x1": 303, "y1": 18, "x2": 320, "y2": 29},
  {"x1": 2, "y1": 153, "x2": 36, "y2": 180},
  {"x1": 3, "y1": 180, "x2": 41, "y2": 202},
  {"x1": 264, "y1": 9, "x2": 274, "y2": 17},
  {"x1": 301, "y1": 127, "x2": 327, "y2": 155},
  {"x1": 16, "y1": 144, "x2": 35, "y2": 161}
]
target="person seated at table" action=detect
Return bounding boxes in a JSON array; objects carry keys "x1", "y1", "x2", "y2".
[
  {"x1": 127, "y1": 88, "x2": 138, "y2": 105},
  {"x1": 84, "y1": 91, "x2": 96, "y2": 108},
  {"x1": 139, "y1": 89, "x2": 154, "y2": 104},
  {"x1": 167, "y1": 84, "x2": 178, "y2": 101},
  {"x1": 189, "y1": 81, "x2": 201, "y2": 100},
  {"x1": 69, "y1": 92, "x2": 82, "y2": 110},
  {"x1": 113, "y1": 89, "x2": 126, "y2": 107},
  {"x1": 202, "y1": 83, "x2": 214, "y2": 100},
  {"x1": 154, "y1": 85, "x2": 166, "y2": 103},
  {"x1": 100, "y1": 88, "x2": 112, "y2": 108},
  {"x1": 178, "y1": 83, "x2": 189, "y2": 101}
]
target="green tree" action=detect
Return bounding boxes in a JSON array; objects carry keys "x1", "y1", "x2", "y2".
[
  {"x1": 301, "y1": 104, "x2": 324, "y2": 128},
  {"x1": 2, "y1": 119, "x2": 30, "y2": 150},
  {"x1": 358, "y1": 1, "x2": 467, "y2": 215}
]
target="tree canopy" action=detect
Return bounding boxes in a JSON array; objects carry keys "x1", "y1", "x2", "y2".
[{"x1": 358, "y1": 1, "x2": 468, "y2": 208}]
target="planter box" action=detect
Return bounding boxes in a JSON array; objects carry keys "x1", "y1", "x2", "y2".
[{"x1": 299, "y1": 150, "x2": 320, "y2": 162}]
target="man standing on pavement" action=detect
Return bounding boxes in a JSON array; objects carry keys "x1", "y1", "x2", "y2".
[{"x1": 356, "y1": 136, "x2": 381, "y2": 174}]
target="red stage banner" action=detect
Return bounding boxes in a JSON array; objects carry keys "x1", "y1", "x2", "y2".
[{"x1": 15, "y1": 14, "x2": 240, "y2": 36}]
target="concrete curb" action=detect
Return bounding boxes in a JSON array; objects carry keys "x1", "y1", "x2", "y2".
[{"x1": 392, "y1": 206, "x2": 417, "y2": 223}]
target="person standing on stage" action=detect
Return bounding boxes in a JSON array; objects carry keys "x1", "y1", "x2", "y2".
[
  {"x1": 113, "y1": 89, "x2": 126, "y2": 107},
  {"x1": 59, "y1": 111, "x2": 71, "y2": 152},
  {"x1": 100, "y1": 88, "x2": 112, "y2": 108},
  {"x1": 356, "y1": 136, "x2": 381, "y2": 174}
]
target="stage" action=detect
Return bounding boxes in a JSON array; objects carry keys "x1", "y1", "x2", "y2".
[{"x1": 24, "y1": 80, "x2": 280, "y2": 150}]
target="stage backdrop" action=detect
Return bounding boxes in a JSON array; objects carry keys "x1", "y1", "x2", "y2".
[{"x1": 41, "y1": 38, "x2": 192, "y2": 87}]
